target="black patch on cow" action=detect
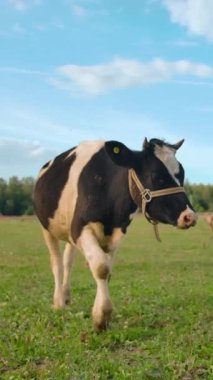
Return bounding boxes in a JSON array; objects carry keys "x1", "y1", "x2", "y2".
[
  {"x1": 105, "y1": 141, "x2": 135, "y2": 168},
  {"x1": 41, "y1": 160, "x2": 50, "y2": 170},
  {"x1": 150, "y1": 138, "x2": 164, "y2": 147},
  {"x1": 149, "y1": 138, "x2": 171, "y2": 149},
  {"x1": 33, "y1": 148, "x2": 76, "y2": 229},
  {"x1": 71, "y1": 147, "x2": 137, "y2": 242}
]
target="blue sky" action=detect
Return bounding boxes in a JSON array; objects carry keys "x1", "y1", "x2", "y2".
[{"x1": 0, "y1": 0, "x2": 212, "y2": 183}]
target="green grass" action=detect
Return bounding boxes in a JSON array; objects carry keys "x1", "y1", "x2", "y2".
[{"x1": 0, "y1": 216, "x2": 212, "y2": 380}]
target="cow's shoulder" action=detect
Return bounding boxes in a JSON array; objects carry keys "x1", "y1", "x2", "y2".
[{"x1": 71, "y1": 145, "x2": 136, "y2": 243}]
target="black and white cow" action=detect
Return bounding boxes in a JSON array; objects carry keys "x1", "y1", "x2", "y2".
[{"x1": 33, "y1": 138, "x2": 197, "y2": 331}]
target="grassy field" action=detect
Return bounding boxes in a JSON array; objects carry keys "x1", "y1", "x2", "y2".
[{"x1": 0, "y1": 216, "x2": 212, "y2": 380}]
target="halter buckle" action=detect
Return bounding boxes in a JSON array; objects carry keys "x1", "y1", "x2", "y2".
[{"x1": 142, "y1": 189, "x2": 152, "y2": 203}]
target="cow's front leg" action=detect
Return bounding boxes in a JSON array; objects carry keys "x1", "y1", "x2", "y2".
[
  {"x1": 92, "y1": 277, "x2": 112, "y2": 332},
  {"x1": 79, "y1": 227, "x2": 113, "y2": 332}
]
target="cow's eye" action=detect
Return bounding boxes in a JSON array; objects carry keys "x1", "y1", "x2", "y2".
[{"x1": 158, "y1": 178, "x2": 165, "y2": 185}]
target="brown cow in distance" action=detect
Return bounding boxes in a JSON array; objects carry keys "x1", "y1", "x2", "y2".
[{"x1": 205, "y1": 213, "x2": 213, "y2": 230}]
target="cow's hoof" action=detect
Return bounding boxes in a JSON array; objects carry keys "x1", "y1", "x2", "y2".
[
  {"x1": 92, "y1": 302, "x2": 112, "y2": 332},
  {"x1": 63, "y1": 288, "x2": 70, "y2": 305},
  {"x1": 93, "y1": 319, "x2": 109, "y2": 333},
  {"x1": 52, "y1": 304, "x2": 65, "y2": 310},
  {"x1": 52, "y1": 299, "x2": 66, "y2": 310}
]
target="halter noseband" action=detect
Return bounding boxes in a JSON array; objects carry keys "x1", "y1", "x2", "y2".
[{"x1": 128, "y1": 168, "x2": 185, "y2": 242}]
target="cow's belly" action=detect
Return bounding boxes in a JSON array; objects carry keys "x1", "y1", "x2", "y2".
[{"x1": 48, "y1": 210, "x2": 71, "y2": 241}]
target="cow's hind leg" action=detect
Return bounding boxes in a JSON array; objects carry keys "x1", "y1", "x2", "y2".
[
  {"x1": 79, "y1": 227, "x2": 113, "y2": 332},
  {"x1": 62, "y1": 242, "x2": 76, "y2": 305},
  {"x1": 42, "y1": 228, "x2": 65, "y2": 309}
]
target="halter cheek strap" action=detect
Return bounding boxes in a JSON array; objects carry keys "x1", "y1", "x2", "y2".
[{"x1": 128, "y1": 168, "x2": 185, "y2": 242}]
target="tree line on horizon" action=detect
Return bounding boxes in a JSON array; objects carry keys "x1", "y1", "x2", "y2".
[{"x1": 0, "y1": 176, "x2": 212, "y2": 216}]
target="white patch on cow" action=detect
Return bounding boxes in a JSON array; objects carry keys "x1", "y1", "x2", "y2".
[
  {"x1": 154, "y1": 144, "x2": 180, "y2": 185},
  {"x1": 42, "y1": 228, "x2": 65, "y2": 309},
  {"x1": 130, "y1": 208, "x2": 140, "y2": 220},
  {"x1": 37, "y1": 159, "x2": 54, "y2": 179},
  {"x1": 48, "y1": 141, "x2": 105, "y2": 242},
  {"x1": 65, "y1": 149, "x2": 76, "y2": 159},
  {"x1": 42, "y1": 228, "x2": 76, "y2": 309},
  {"x1": 62, "y1": 242, "x2": 76, "y2": 304},
  {"x1": 87, "y1": 222, "x2": 124, "y2": 253},
  {"x1": 78, "y1": 225, "x2": 113, "y2": 330},
  {"x1": 186, "y1": 204, "x2": 194, "y2": 213}
]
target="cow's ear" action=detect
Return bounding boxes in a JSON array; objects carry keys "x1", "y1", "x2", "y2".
[
  {"x1": 143, "y1": 137, "x2": 150, "y2": 150},
  {"x1": 105, "y1": 141, "x2": 135, "y2": 167}
]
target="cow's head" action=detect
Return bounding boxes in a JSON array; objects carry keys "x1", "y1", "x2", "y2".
[{"x1": 105, "y1": 138, "x2": 197, "y2": 229}]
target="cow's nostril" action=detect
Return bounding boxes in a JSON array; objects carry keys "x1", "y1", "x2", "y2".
[{"x1": 184, "y1": 214, "x2": 192, "y2": 224}]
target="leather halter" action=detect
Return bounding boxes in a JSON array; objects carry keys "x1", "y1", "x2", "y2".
[{"x1": 128, "y1": 168, "x2": 185, "y2": 241}]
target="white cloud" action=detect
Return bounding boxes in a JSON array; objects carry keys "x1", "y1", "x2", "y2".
[
  {"x1": 0, "y1": 101, "x2": 100, "y2": 151},
  {"x1": 71, "y1": 4, "x2": 87, "y2": 17},
  {"x1": 7, "y1": 0, "x2": 41, "y2": 10},
  {"x1": 52, "y1": 19, "x2": 65, "y2": 30},
  {"x1": 0, "y1": 139, "x2": 56, "y2": 179},
  {"x1": 162, "y1": 0, "x2": 213, "y2": 41},
  {"x1": 68, "y1": 0, "x2": 108, "y2": 18},
  {"x1": 196, "y1": 105, "x2": 213, "y2": 112},
  {"x1": 12, "y1": 22, "x2": 26, "y2": 34},
  {"x1": 0, "y1": 66, "x2": 45, "y2": 75},
  {"x1": 7, "y1": 0, "x2": 41, "y2": 11},
  {"x1": 8, "y1": 0, "x2": 26, "y2": 10},
  {"x1": 0, "y1": 140, "x2": 47, "y2": 161},
  {"x1": 167, "y1": 39, "x2": 199, "y2": 47},
  {"x1": 35, "y1": 24, "x2": 47, "y2": 32},
  {"x1": 52, "y1": 58, "x2": 213, "y2": 95},
  {"x1": 171, "y1": 79, "x2": 213, "y2": 87}
]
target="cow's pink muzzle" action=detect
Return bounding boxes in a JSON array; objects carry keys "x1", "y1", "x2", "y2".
[{"x1": 177, "y1": 208, "x2": 197, "y2": 229}]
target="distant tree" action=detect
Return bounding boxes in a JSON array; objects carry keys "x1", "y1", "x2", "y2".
[
  {"x1": 0, "y1": 178, "x2": 7, "y2": 214},
  {"x1": 4, "y1": 199, "x2": 15, "y2": 215},
  {"x1": 185, "y1": 181, "x2": 213, "y2": 212},
  {"x1": 0, "y1": 176, "x2": 212, "y2": 216},
  {"x1": 0, "y1": 176, "x2": 35, "y2": 216},
  {"x1": 21, "y1": 177, "x2": 35, "y2": 215},
  {"x1": 5, "y1": 176, "x2": 23, "y2": 215}
]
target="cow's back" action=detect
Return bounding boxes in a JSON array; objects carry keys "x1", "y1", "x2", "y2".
[{"x1": 33, "y1": 141, "x2": 112, "y2": 242}]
